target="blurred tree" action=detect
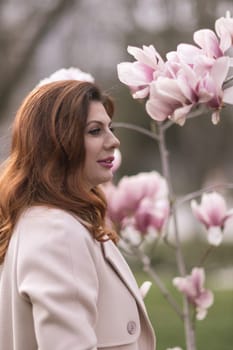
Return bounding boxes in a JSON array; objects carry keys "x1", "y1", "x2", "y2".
[{"x1": 0, "y1": 0, "x2": 77, "y2": 117}]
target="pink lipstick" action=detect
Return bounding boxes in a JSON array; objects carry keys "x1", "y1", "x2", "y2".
[{"x1": 97, "y1": 156, "x2": 114, "y2": 169}]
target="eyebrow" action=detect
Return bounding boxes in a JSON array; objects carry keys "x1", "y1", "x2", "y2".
[{"x1": 86, "y1": 120, "x2": 112, "y2": 126}]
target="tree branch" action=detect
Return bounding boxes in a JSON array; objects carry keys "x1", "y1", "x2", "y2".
[{"x1": 0, "y1": 0, "x2": 78, "y2": 116}]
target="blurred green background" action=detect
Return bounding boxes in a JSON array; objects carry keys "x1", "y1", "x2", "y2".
[
  {"x1": 140, "y1": 274, "x2": 232, "y2": 350},
  {"x1": 130, "y1": 239, "x2": 233, "y2": 350}
]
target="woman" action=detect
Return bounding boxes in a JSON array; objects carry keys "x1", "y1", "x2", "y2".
[{"x1": 0, "y1": 80, "x2": 156, "y2": 350}]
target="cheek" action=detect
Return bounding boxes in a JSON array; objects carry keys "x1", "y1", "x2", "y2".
[
  {"x1": 85, "y1": 139, "x2": 101, "y2": 159},
  {"x1": 84, "y1": 144, "x2": 97, "y2": 169}
]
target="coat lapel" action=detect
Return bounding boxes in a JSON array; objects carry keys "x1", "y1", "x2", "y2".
[{"x1": 101, "y1": 240, "x2": 147, "y2": 314}]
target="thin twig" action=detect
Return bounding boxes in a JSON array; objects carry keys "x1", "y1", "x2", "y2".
[
  {"x1": 162, "y1": 106, "x2": 208, "y2": 131},
  {"x1": 198, "y1": 246, "x2": 215, "y2": 266},
  {"x1": 113, "y1": 122, "x2": 159, "y2": 140},
  {"x1": 157, "y1": 123, "x2": 196, "y2": 350},
  {"x1": 131, "y1": 246, "x2": 184, "y2": 319},
  {"x1": 223, "y1": 74, "x2": 233, "y2": 87},
  {"x1": 176, "y1": 182, "x2": 233, "y2": 207}
]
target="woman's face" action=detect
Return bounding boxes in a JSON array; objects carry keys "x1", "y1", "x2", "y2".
[{"x1": 83, "y1": 101, "x2": 120, "y2": 188}]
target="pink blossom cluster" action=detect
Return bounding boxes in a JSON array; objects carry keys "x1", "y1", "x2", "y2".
[
  {"x1": 173, "y1": 267, "x2": 214, "y2": 320},
  {"x1": 103, "y1": 171, "x2": 170, "y2": 235},
  {"x1": 191, "y1": 192, "x2": 233, "y2": 246},
  {"x1": 117, "y1": 13, "x2": 233, "y2": 125}
]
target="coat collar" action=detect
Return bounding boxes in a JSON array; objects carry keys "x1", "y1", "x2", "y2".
[{"x1": 101, "y1": 239, "x2": 147, "y2": 314}]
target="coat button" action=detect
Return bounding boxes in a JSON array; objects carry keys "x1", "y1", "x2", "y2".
[{"x1": 127, "y1": 321, "x2": 137, "y2": 335}]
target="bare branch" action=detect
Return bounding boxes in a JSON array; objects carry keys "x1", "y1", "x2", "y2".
[{"x1": 0, "y1": 0, "x2": 78, "y2": 116}]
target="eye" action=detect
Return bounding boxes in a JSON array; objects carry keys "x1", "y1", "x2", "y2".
[
  {"x1": 109, "y1": 126, "x2": 115, "y2": 133},
  {"x1": 88, "y1": 127, "x2": 101, "y2": 135}
]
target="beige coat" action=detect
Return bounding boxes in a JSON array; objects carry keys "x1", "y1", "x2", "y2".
[{"x1": 0, "y1": 207, "x2": 156, "y2": 350}]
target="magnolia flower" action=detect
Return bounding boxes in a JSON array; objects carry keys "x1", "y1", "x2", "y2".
[
  {"x1": 147, "y1": 53, "x2": 233, "y2": 125},
  {"x1": 37, "y1": 67, "x2": 94, "y2": 86},
  {"x1": 104, "y1": 171, "x2": 169, "y2": 234},
  {"x1": 191, "y1": 192, "x2": 233, "y2": 245},
  {"x1": 198, "y1": 56, "x2": 233, "y2": 124},
  {"x1": 134, "y1": 196, "x2": 169, "y2": 233},
  {"x1": 117, "y1": 45, "x2": 164, "y2": 99},
  {"x1": 215, "y1": 11, "x2": 233, "y2": 52},
  {"x1": 167, "y1": 347, "x2": 183, "y2": 350},
  {"x1": 117, "y1": 14, "x2": 233, "y2": 126},
  {"x1": 173, "y1": 268, "x2": 214, "y2": 320},
  {"x1": 140, "y1": 281, "x2": 152, "y2": 299},
  {"x1": 193, "y1": 29, "x2": 224, "y2": 58},
  {"x1": 146, "y1": 76, "x2": 193, "y2": 125},
  {"x1": 112, "y1": 149, "x2": 122, "y2": 173}
]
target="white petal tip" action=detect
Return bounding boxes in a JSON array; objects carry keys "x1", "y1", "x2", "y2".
[
  {"x1": 140, "y1": 281, "x2": 152, "y2": 299},
  {"x1": 208, "y1": 226, "x2": 223, "y2": 246}
]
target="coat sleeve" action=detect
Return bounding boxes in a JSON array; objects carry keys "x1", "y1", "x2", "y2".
[{"x1": 17, "y1": 209, "x2": 99, "y2": 350}]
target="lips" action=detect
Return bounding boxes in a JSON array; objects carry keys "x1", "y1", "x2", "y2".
[{"x1": 97, "y1": 156, "x2": 115, "y2": 169}]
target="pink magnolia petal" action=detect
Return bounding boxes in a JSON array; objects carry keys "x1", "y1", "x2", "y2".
[
  {"x1": 115, "y1": 171, "x2": 169, "y2": 214},
  {"x1": 194, "y1": 54, "x2": 215, "y2": 75},
  {"x1": 112, "y1": 149, "x2": 122, "y2": 173},
  {"x1": 223, "y1": 86, "x2": 233, "y2": 105},
  {"x1": 121, "y1": 224, "x2": 142, "y2": 245},
  {"x1": 164, "y1": 60, "x2": 181, "y2": 79},
  {"x1": 211, "y1": 110, "x2": 220, "y2": 125},
  {"x1": 193, "y1": 29, "x2": 222, "y2": 58},
  {"x1": 148, "y1": 78, "x2": 187, "y2": 123},
  {"x1": 207, "y1": 226, "x2": 223, "y2": 246},
  {"x1": 155, "y1": 77, "x2": 187, "y2": 104},
  {"x1": 166, "y1": 50, "x2": 180, "y2": 63},
  {"x1": 128, "y1": 45, "x2": 162, "y2": 69},
  {"x1": 191, "y1": 268, "x2": 205, "y2": 293},
  {"x1": 196, "y1": 307, "x2": 207, "y2": 320},
  {"x1": 170, "y1": 104, "x2": 193, "y2": 126},
  {"x1": 135, "y1": 197, "x2": 169, "y2": 232},
  {"x1": 140, "y1": 281, "x2": 152, "y2": 299},
  {"x1": 176, "y1": 64, "x2": 198, "y2": 101},
  {"x1": 174, "y1": 267, "x2": 213, "y2": 319},
  {"x1": 198, "y1": 90, "x2": 214, "y2": 103},
  {"x1": 117, "y1": 62, "x2": 153, "y2": 87},
  {"x1": 225, "y1": 208, "x2": 233, "y2": 220},
  {"x1": 146, "y1": 97, "x2": 172, "y2": 121},
  {"x1": 196, "y1": 77, "x2": 215, "y2": 103},
  {"x1": 196, "y1": 289, "x2": 214, "y2": 309},
  {"x1": 191, "y1": 199, "x2": 211, "y2": 227},
  {"x1": 132, "y1": 86, "x2": 150, "y2": 99},
  {"x1": 215, "y1": 16, "x2": 233, "y2": 52},
  {"x1": 176, "y1": 43, "x2": 202, "y2": 64},
  {"x1": 193, "y1": 191, "x2": 230, "y2": 228},
  {"x1": 173, "y1": 277, "x2": 196, "y2": 299},
  {"x1": 210, "y1": 56, "x2": 229, "y2": 90},
  {"x1": 201, "y1": 192, "x2": 227, "y2": 226}
]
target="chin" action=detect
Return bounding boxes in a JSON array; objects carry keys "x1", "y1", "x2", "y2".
[{"x1": 98, "y1": 174, "x2": 113, "y2": 186}]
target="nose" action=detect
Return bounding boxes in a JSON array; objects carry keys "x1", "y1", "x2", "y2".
[{"x1": 105, "y1": 131, "x2": 120, "y2": 149}]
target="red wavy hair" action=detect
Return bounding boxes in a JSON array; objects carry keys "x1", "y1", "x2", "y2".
[{"x1": 0, "y1": 80, "x2": 118, "y2": 264}]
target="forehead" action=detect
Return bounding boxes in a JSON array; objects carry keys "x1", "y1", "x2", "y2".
[{"x1": 87, "y1": 101, "x2": 111, "y2": 124}]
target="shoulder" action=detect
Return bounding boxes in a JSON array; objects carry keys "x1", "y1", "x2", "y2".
[
  {"x1": 16, "y1": 206, "x2": 97, "y2": 256},
  {"x1": 15, "y1": 206, "x2": 100, "y2": 280},
  {"x1": 18, "y1": 206, "x2": 90, "y2": 238},
  {"x1": 19, "y1": 206, "x2": 82, "y2": 226}
]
